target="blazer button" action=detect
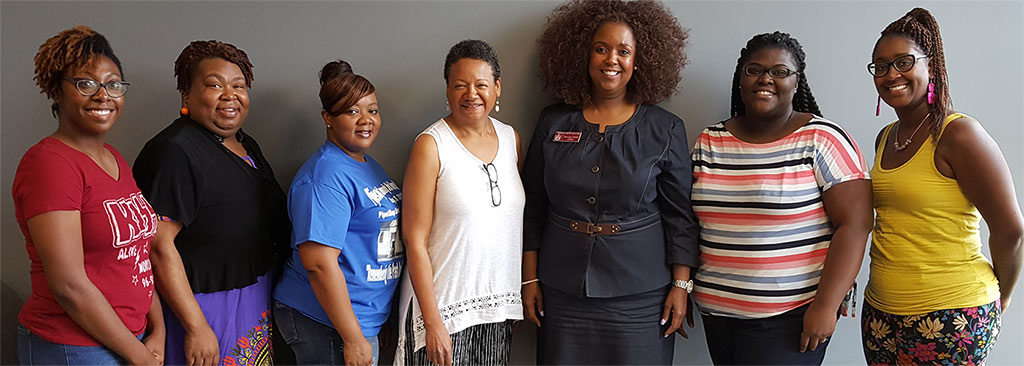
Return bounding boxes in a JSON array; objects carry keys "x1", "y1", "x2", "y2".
[
  {"x1": 591, "y1": 165, "x2": 600, "y2": 173},
  {"x1": 587, "y1": 196, "x2": 596, "y2": 204},
  {"x1": 595, "y1": 135, "x2": 605, "y2": 142}
]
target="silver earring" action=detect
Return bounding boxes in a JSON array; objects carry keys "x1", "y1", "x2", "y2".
[
  {"x1": 495, "y1": 100, "x2": 500, "y2": 113},
  {"x1": 327, "y1": 124, "x2": 332, "y2": 128},
  {"x1": 445, "y1": 101, "x2": 450, "y2": 112}
]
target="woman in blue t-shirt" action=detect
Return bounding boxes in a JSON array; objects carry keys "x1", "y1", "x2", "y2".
[{"x1": 272, "y1": 60, "x2": 404, "y2": 366}]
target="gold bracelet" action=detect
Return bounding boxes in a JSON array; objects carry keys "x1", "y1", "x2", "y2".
[{"x1": 521, "y1": 278, "x2": 539, "y2": 286}]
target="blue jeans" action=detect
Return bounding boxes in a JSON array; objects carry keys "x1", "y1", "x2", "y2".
[
  {"x1": 17, "y1": 323, "x2": 142, "y2": 365},
  {"x1": 274, "y1": 301, "x2": 380, "y2": 365}
]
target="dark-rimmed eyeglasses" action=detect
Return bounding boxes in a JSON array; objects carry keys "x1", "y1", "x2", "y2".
[
  {"x1": 483, "y1": 163, "x2": 501, "y2": 207},
  {"x1": 64, "y1": 77, "x2": 130, "y2": 98},
  {"x1": 868, "y1": 54, "x2": 928, "y2": 78},
  {"x1": 743, "y1": 65, "x2": 799, "y2": 79}
]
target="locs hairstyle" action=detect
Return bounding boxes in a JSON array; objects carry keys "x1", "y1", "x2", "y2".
[
  {"x1": 730, "y1": 31, "x2": 822, "y2": 117},
  {"x1": 319, "y1": 60, "x2": 375, "y2": 116},
  {"x1": 173, "y1": 40, "x2": 254, "y2": 95},
  {"x1": 537, "y1": 0, "x2": 688, "y2": 106},
  {"x1": 33, "y1": 25, "x2": 123, "y2": 117},
  {"x1": 443, "y1": 39, "x2": 501, "y2": 83},
  {"x1": 875, "y1": 7, "x2": 951, "y2": 140}
]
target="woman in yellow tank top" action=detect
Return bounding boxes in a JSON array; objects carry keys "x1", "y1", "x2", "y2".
[{"x1": 861, "y1": 8, "x2": 1024, "y2": 365}]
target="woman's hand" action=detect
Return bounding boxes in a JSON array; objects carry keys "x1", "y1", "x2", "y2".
[
  {"x1": 184, "y1": 325, "x2": 219, "y2": 366},
  {"x1": 425, "y1": 323, "x2": 453, "y2": 366},
  {"x1": 142, "y1": 331, "x2": 165, "y2": 365},
  {"x1": 343, "y1": 336, "x2": 374, "y2": 366},
  {"x1": 522, "y1": 282, "x2": 544, "y2": 327},
  {"x1": 799, "y1": 301, "x2": 836, "y2": 353},
  {"x1": 661, "y1": 287, "x2": 689, "y2": 338},
  {"x1": 677, "y1": 295, "x2": 695, "y2": 339},
  {"x1": 126, "y1": 350, "x2": 162, "y2": 366}
]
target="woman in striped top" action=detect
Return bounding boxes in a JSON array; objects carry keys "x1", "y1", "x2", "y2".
[{"x1": 690, "y1": 32, "x2": 873, "y2": 365}]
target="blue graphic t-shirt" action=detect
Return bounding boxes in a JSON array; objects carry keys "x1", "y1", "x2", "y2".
[{"x1": 273, "y1": 142, "x2": 403, "y2": 337}]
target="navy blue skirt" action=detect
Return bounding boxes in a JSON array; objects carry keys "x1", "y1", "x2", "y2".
[{"x1": 537, "y1": 284, "x2": 674, "y2": 365}]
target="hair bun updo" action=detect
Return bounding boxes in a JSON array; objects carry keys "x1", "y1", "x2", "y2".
[
  {"x1": 318, "y1": 59, "x2": 375, "y2": 116},
  {"x1": 319, "y1": 60, "x2": 354, "y2": 86}
]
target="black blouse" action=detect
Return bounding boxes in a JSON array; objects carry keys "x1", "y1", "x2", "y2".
[
  {"x1": 522, "y1": 103, "x2": 699, "y2": 298},
  {"x1": 133, "y1": 117, "x2": 290, "y2": 293}
]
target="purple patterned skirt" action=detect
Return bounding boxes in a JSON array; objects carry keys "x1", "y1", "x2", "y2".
[{"x1": 164, "y1": 271, "x2": 274, "y2": 366}]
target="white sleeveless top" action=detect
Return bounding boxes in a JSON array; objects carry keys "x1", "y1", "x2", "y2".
[{"x1": 395, "y1": 117, "x2": 524, "y2": 363}]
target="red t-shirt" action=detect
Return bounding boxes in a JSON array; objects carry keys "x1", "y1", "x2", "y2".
[{"x1": 12, "y1": 137, "x2": 157, "y2": 346}]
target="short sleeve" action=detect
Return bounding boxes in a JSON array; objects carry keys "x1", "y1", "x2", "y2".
[
  {"x1": 288, "y1": 181, "x2": 352, "y2": 250},
  {"x1": 812, "y1": 122, "x2": 870, "y2": 191},
  {"x1": 132, "y1": 140, "x2": 202, "y2": 226},
  {"x1": 13, "y1": 148, "x2": 84, "y2": 220}
]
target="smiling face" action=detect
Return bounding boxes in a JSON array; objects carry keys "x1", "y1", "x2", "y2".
[
  {"x1": 872, "y1": 35, "x2": 930, "y2": 111},
  {"x1": 445, "y1": 58, "x2": 500, "y2": 124},
  {"x1": 588, "y1": 22, "x2": 636, "y2": 99},
  {"x1": 54, "y1": 56, "x2": 124, "y2": 136},
  {"x1": 183, "y1": 57, "x2": 250, "y2": 137},
  {"x1": 324, "y1": 93, "x2": 380, "y2": 162},
  {"x1": 738, "y1": 47, "x2": 798, "y2": 117}
]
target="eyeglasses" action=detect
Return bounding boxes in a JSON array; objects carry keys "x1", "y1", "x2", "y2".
[
  {"x1": 483, "y1": 163, "x2": 501, "y2": 207},
  {"x1": 743, "y1": 65, "x2": 799, "y2": 79},
  {"x1": 63, "y1": 78, "x2": 130, "y2": 98},
  {"x1": 868, "y1": 54, "x2": 928, "y2": 78}
]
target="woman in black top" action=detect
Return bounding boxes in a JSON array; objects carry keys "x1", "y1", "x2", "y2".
[
  {"x1": 133, "y1": 40, "x2": 289, "y2": 366},
  {"x1": 522, "y1": 0, "x2": 698, "y2": 364}
]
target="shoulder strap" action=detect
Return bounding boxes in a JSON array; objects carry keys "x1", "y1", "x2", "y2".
[{"x1": 937, "y1": 113, "x2": 969, "y2": 137}]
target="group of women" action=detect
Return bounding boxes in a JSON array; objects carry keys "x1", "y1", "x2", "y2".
[{"x1": 11, "y1": 1, "x2": 1022, "y2": 366}]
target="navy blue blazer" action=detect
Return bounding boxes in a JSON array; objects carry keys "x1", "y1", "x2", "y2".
[{"x1": 522, "y1": 103, "x2": 700, "y2": 298}]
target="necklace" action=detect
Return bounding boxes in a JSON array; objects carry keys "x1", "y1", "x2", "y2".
[{"x1": 893, "y1": 112, "x2": 931, "y2": 151}]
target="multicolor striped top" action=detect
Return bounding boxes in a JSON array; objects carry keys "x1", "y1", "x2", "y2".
[{"x1": 690, "y1": 116, "x2": 868, "y2": 319}]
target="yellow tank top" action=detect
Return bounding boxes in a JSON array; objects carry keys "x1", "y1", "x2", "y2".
[{"x1": 865, "y1": 113, "x2": 1000, "y2": 315}]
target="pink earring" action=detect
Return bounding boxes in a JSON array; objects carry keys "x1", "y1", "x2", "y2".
[
  {"x1": 876, "y1": 95, "x2": 881, "y2": 117},
  {"x1": 927, "y1": 82, "x2": 935, "y2": 104}
]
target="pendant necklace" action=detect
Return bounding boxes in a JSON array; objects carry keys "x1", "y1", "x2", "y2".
[{"x1": 893, "y1": 112, "x2": 931, "y2": 151}]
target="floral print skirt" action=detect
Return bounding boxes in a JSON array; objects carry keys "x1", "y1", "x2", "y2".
[{"x1": 861, "y1": 300, "x2": 1000, "y2": 365}]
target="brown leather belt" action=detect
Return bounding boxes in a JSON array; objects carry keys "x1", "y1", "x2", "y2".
[
  {"x1": 548, "y1": 211, "x2": 660, "y2": 236},
  {"x1": 569, "y1": 221, "x2": 620, "y2": 235}
]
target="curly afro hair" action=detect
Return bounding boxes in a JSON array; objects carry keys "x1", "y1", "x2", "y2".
[
  {"x1": 875, "y1": 8, "x2": 951, "y2": 140},
  {"x1": 537, "y1": 0, "x2": 688, "y2": 106},
  {"x1": 730, "y1": 31, "x2": 821, "y2": 117},
  {"x1": 174, "y1": 40, "x2": 254, "y2": 96},
  {"x1": 33, "y1": 25, "x2": 123, "y2": 116}
]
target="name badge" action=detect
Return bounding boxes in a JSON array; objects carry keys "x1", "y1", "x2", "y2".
[{"x1": 553, "y1": 131, "x2": 582, "y2": 143}]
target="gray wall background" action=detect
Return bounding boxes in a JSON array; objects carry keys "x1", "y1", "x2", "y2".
[{"x1": 2, "y1": 1, "x2": 1022, "y2": 364}]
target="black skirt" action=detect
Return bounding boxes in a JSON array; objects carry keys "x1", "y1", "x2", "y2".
[{"x1": 537, "y1": 284, "x2": 674, "y2": 365}]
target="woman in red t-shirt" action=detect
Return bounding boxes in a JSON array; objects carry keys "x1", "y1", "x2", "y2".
[{"x1": 12, "y1": 25, "x2": 164, "y2": 365}]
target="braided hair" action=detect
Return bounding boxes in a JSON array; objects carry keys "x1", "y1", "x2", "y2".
[
  {"x1": 876, "y1": 8, "x2": 951, "y2": 140},
  {"x1": 33, "y1": 25, "x2": 123, "y2": 117},
  {"x1": 730, "y1": 31, "x2": 821, "y2": 117}
]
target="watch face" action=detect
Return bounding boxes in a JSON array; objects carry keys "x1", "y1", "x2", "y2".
[{"x1": 673, "y1": 280, "x2": 693, "y2": 293}]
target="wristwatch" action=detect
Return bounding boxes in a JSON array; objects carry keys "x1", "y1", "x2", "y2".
[{"x1": 672, "y1": 279, "x2": 694, "y2": 294}]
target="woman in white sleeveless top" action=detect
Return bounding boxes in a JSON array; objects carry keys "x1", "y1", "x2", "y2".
[{"x1": 396, "y1": 40, "x2": 525, "y2": 366}]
